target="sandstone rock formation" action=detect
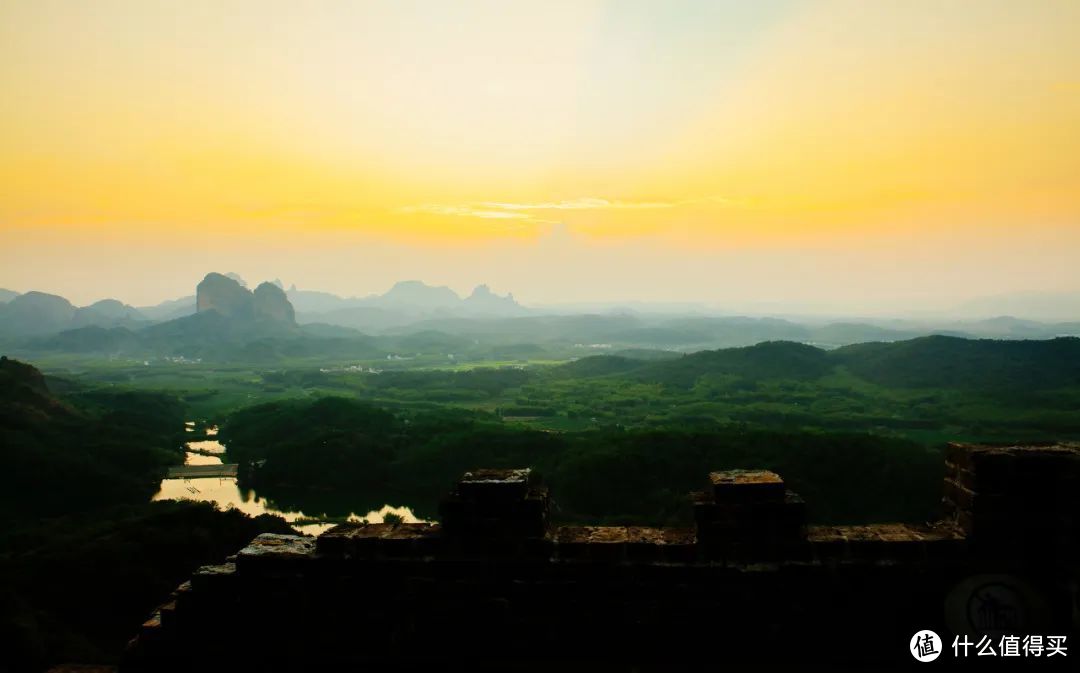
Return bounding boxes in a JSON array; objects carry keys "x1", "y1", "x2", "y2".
[
  {"x1": 196, "y1": 273, "x2": 295, "y2": 324},
  {"x1": 252, "y1": 281, "x2": 295, "y2": 323},
  {"x1": 196, "y1": 273, "x2": 254, "y2": 319},
  {"x1": 462, "y1": 283, "x2": 526, "y2": 315},
  {"x1": 376, "y1": 280, "x2": 461, "y2": 310}
]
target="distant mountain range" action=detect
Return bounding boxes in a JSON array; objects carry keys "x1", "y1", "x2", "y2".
[
  {"x1": 286, "y1": 280, "x2": 529, "y2": 331},
  {"x1": 0, "y1": 274, "x2": 538, "y2": 361},
  {"x1": 0, "y1": 276, "x2": 528, "y2": 338},
  {"x1": 951, "y1": 291, "x2": 1080, "y2": 322},
  {"x1": 1, "y1": 274, "x2": 1079, "y2": 360},
  {"x1": 0, "y1": 291, "x2": 147, "y2": 337}
]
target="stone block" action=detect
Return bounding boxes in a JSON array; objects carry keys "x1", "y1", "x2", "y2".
[
  {"x1": 942, "y1": 477, "x2": 975, "y2": 512},
  {"x1": 384, "y1": 523, "x2": 443, "y2": 556},
  {"x1": 948, "y1": 443, "x2": 1080, "y2": 497},
  {"x1": 807, "y1": 526, "x2": 848, "y2": 563},
  {"x1": 709, "y1": 469, "x2": 786, "y2": 503},
  {"x1": 457, "y1": 468, "x2": 532, "y2": 502},
  {"x1": 922, "y1": 524, "x2": 967, "y2": 563},
  {"x1": 968, "y1": 448, "x2": 1018, "y2": 494},
  {"x1": 626, "y1": 527, "x2": 665, "y2": 563},
  {"x1": 138, "y1": 613, "x2": 164, "y2": 648},
  {"x1": 555, "y1": 526, "x2": 629, "y2": 562},
  {"x1": 695, "y1": 490, "x2": 806, "y2": 544},
  {"x1": 190, "y1": 562, "x2": 237, "y2": 593},
  {"x1": 660, "y1": 528, "x2": 698, "y2": 564},
  {"x1": 439, "y1": 487, "x2": 548, "y2": 538},
  {"x1": 157, "y1": 600, "x2": 178, "y2": 628},
  {"x1": 316, "y1": 522, "x2": 386, "y2": 557},
  {"x1": 844, "y1": 524, "x2": 926, "y2": 564},
  {"x1": 236, "y1": 534, "x2": 316, "y2": 575}
]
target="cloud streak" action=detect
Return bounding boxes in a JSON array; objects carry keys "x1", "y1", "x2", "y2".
[
  {"x1": 398, "y1": 195, "x2": 746, "y2": 223},
  {"x1": 398, "y1": 204, "x2": 533, "y2": 220}
]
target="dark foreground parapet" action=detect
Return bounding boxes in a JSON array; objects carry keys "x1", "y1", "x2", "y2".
[
  {"x1": 124, "y1": 444, "x2": 1080, "y2": 671},
  {"x1": 439, "y1": 467, "x2": 549, "y2": 538},
  {"x1": 695, "y1": 468, "x2": 806, "y2": 562},
  {"x1": 944, "y1": 442, "x2": 1080, "y2": 561}
]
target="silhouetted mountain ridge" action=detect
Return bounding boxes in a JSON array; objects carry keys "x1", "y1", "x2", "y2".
[
  {"x1": 288, "y1": 279, "x2": 527, "y2": 323},
  {"x1": 0, "y1": 291, "x2": 147, "y2": 337}
]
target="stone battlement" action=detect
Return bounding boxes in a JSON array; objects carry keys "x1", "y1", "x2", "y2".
[{"x1": 123, "y1": 443, "x2": 1080, "y2": 671}]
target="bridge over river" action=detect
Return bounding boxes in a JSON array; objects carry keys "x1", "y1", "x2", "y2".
[{"x1": 165, "y1": 464, "x2": 238, "y2": 479}]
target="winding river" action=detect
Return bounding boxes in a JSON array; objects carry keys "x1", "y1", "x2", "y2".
[{"x1": 152, "y1": 422, "x2": 424, "y2": 535}]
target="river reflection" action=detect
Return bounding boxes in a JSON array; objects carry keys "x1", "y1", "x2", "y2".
[
  {"x1": 187, "y1": 439, "x2": 226, "y2": 454},
  {"x1": 153, "y1": 462, "x2": 426, "y2": 535},
  {"x1": 184, "y1": 452, "x2": 223, "y2": 466},
  {"x1": 154, "y1": 426, "x2": 427, "y2": 536}
]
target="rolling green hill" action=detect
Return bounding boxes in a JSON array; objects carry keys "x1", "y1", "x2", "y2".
[
  {"x1": 554, "y1": 335, "x2": 1080, "y2": 391},
  {"x1": 0, "y1": 357, "x2": 186, "y2": 518},
  {"x1": 833, "y1": 335, "x2": 1080, "y2": 389},
  {"x1": 631, "y1": 341, "x2": 832, "y2": 388}
]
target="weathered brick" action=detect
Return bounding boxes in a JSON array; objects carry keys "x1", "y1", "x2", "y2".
[
  {"x1": 190, "y1": 562, "x2": 237, "y2": 593},
  {"x1": 807, "y1": 525, "x2": 848, "y2": 563},
  {"x1": 942, "y1": 477, "x2": 975, "y2": 511},
  {"x1": 439, "y1": 481, "x2": 549, "y2": 539},
  {"x1": 709, "y1": 469, "x2": 786, "y2": 503},
  {"x1": 555, "y1": 526, "x2": 628, "y2": 562},
  {"x1": 236, "y1": 534, "x2": 316, "y2": 575},
  {"x1": 695, "y1": 490, "x2": 806, "y2": 548},
  {"x1": 626, "y1": 527, "x2": 665, "y2": 562},
  {"x1": 381, "y1": 523, "x2": 443, "y2": 557},
  {"x1": 660, "y1": 528, "x2": 698, "y2": 564},
  {"x1": 457, "y1": 468, "x2": 532, "y2": 502},
  {"x1": 315, "y1": 522, "x2": 390, "y2": 557}
]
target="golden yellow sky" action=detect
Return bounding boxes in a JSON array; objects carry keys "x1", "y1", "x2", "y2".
[{"x1": 1, "y1": 0, "x2": 1078, "y2": 308}]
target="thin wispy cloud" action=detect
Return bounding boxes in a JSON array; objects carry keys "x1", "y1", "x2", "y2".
[
  {"x1": 399, "y1": 204, "x2": 533, "y2": 220},
  {"x1": 478, "y1": 198, "x2": 675, "y2": 211},
  {"x1": 398, "y1": 195, "x2": 747, "y2": 223}
]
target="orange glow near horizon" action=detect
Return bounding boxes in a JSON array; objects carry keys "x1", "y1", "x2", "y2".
[{"x1": 1, "y1": 0, "x2": 1078, "y2": 307}]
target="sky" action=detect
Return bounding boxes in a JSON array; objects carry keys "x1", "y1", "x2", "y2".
[{"x1": 1, "y1": 0, "x2": 1078, "y2": 312}]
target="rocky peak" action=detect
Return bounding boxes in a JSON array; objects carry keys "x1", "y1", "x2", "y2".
[
  {"x1": 196, "y1": 273, "x2": 254, "y2": 319},
  {"x1": 379, "y1": 280, "x2": 461, "y2": 309},
  {"x1": 253, "y1": 282, "x2": 296, "y2": 324},
  {"x1": 224, "y1": 272, "x2": 248, "y2": 288},
  {"x1": 196, "y1": 273, "x2": 296, "y2": 324},
  {"x1": 468, "y1": 284, "x2": 495, "y2": 299},
  {"x1": 463, "y1": 284, "x2": 523, "y2": 314}
]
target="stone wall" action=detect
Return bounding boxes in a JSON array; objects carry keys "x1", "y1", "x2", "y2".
[{"x1": 124, "y1": 445, "x2": 1080, "y2": 671}]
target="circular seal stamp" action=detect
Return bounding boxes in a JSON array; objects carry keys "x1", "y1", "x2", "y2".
[
  {"x1": 945, "y1": 574, "x2": 1050, "y2": 640},
  {"x1": 911, "y1": 630, "x2": 943, "y2": 662}
]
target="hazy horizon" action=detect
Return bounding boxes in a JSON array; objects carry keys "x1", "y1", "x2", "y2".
[{"x1": 3, "y1": 261, "x2": 1080, "y2": 322}]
